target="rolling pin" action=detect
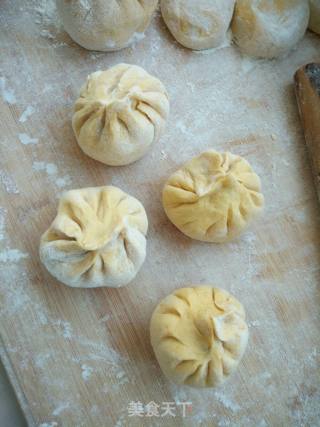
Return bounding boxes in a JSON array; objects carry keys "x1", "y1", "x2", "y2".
[{"x1": 294, "y1": 63, "x2": 320, "y2": 202}]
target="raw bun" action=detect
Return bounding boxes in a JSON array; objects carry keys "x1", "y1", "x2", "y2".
[
  {"x1": 162, "y1": 150, "x2": 264, "y2": 243},
  {"x1": 150, "y1": 286, "x2": 249, "y2": 388},
  {"x1": 57, "y1": 0, "x2": 158, "y2": 51},
  {"x1": 309, "y1": 0, "x2": 320, "y2": 34},
  {"x1": 39, "y1": 186, "x2": 148, "y2": 288},
  {"x1": 161, "y1": 0, "x2": 236, "y2": 50},
  {"x1": 231, "y1": 0, "x2": 310, "y2": 59},
  {"x1": 72, "y1": 64, "x2": 169, "y2": 166}
]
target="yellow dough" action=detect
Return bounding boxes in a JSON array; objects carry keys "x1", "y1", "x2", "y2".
[
  {"x1": 162, "y1": 150, "x2": 264, "y2": 243},
  {"x1": 150, "y1": 286, "x2": 249, "y2": 388},
  {"x1": 39, "y1": 186, "x2": 148, "y2": 288},
  {"x1": 57, "y1": 0, "x2": 158, "y2": 52},
  {"x1": 72, "y1": 64, "x2": 169, "y2": 166},
  {"x1": 231, "y1": 0, "x2": 309, "y2": 59},
  {"x1": 161, "y1": 0, "x2": 236, "y2": 50}
]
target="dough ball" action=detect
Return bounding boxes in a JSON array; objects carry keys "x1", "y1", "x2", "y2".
[
  {"x1": 161, "y1": 0, "x2": 236, "y2": 50},
  {"x1": 231, "y1": 0, "x2": 310, "y2": 59},
  {"x1": 57, "y1": 0, "x2": 158, "y2": 51},
  {"x1": 150, "y1": 286, "x2": 249, "y2": 388},
  {"x1": 309, "y1": 0, "x2": 320, "y2": 34},
  {"x1": 162, "y1": 150, "x2": 264, "y2": 243},
  {"x1": 72, "y1": 64, "x2": 169, "y2": 166},
  {"x1": 40, "y1": 186, "x2": 148, "y2": 288}
]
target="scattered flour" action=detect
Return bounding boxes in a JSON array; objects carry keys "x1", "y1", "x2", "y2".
[
  {"x1": 126, "y1": 32, "x2": 146, "y2": 48},
  {"x1": 0, "y1": 77, "x2": 16, "y2": 104},
  {"x1": 160, "y1": 150, "x2": 168, "y2": 160},
  {"x1": 214, "y1": 391, "x2": 241, "y2": 413},
  {"x1": 52, "y1": 402, "x2": 70, "y2": 416},
  {"x1": 18, "y1": 133, "x2": 38, "y2": 145},
  {"x1": 0, "y1": 170, "x2": 19, "y2": 194},
  {"x1": 19, "y1": 105, "x2": 35, "y2": 122},
  {"x1": 248, "y1": 319, "x2": 261, "y2": 328},
  {"x1": 35, "y1": 352, "x2": 52, "y2": 369},
  {"x1": 33, "y1": 161, "x2": 72, "y2": 188},
  {"x1": 0, "y1": 208, "x2": 6, "y2": 240},
  {"x1": 0, "y1": 249, "x2": 28, "y2": 263},
  {"x1": 176, "y1": 120, "x2": 189, "y2": 135},
  {"x1": 114, "y1": 413, "x2": 126, "y2": 427},
  {"x1": 33, "y1": 161, "x2": 58, "y2": 175},
  {"x1": 81, "y1": 364, "x2": 93, "y2": 381},
  {"x1": 52, "y1": 319, "x2": 73, "y2": 338}
]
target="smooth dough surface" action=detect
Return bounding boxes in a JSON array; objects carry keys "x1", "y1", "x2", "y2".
[
  {"x1": 161, "y1": 0, "x2": 236, "y2": 50},
  {"x1": 72, "y1": 64, "x2": 169, "y2": 166},
  {"x1": 231, "y1": 0, "x2": 310, "y2": 59},
  {"x1": 40, "y1": 186, "x2": 148, "y2": 288},
  {"x1": 162, "y1": 150, "x2": 264, "y2": 243},
  {"x1": 150, "y1": 286, "x2": 249, "y2": 388},
  {"x1": 57, "y1": 0, "x2": 158, "y2": 51},
  {"x1": 309, "y1": 0, "x2": 320, "y2": 34}
]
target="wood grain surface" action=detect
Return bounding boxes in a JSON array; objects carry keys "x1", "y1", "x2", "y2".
[
  {"x1": 295, "y1": 63, "x2": 320, "y2": 201},
  {"x1": 0, "y1": 1, "x2": 320, "y2": 426}
]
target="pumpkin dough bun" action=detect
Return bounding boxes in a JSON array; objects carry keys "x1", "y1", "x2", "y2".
[
  {"x1": 162, "y1": 149, "x2": 264, "y2": 243},
  {"x1": 72, "y1": 64, "x2": 169, "y2": 166},
  {"x1": 150, "y1": 286, "x2": 249, "y2": 388},
  {"x1": 231, "y1": 0, "x2": 310, "y2": 59},
  {"x1": 39, "y1": 186, "x2": 148, "y2": 288},
  {"x1": 57, "y1": 0, "x2": 158, "y2": 52},
  {"x1": 161, "y1": 0, "x2": 236, "y2": 50}
]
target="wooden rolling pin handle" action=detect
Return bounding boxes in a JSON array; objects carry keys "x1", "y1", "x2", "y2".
[{"x1": 294, "y1": 63, "x2": 320, "y2": 202}]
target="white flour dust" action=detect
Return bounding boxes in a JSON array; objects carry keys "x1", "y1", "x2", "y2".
[
  {"x1": 52, "y1": 319, "x2": 73, "y2": 339},
  {"x1": 81, "y1": 364, "x2": 93, "y2": 382},
  {"x1": 18, "y1": 133, "x2": 38, "y2": 145},
  {"x1": 33, "y1": 161, "x2": 72, "y2": 189},
  {"x1": 0, "y1": 77, "x2": 16, "y2": 104},
  {"x1": 0, "y1": 170, "x2": 19, "y2": 194},
  {"x1": 214, "y1": 390, "x2": 241, "y2": 413},
  {"x1": 19, "y1": 106, "x2": 35, "y2": 123},
  {"x1": 0, "y1": 249, "x2": 28, "y2": 263},
  {"x1": 52, "y1": 402, "x2": 70, "y2": 416},
  {"x1": 0, "y1": 208, "x2": 6, "y2": 240}
]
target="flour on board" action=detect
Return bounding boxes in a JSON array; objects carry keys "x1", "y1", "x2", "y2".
[
  {"x1": 33, "y1": 161, "x2": 72, "y2": 189},
  {"x1": 19, "y1": 106, "x2": 35, "y2": 123},
  {"x1": 0, "y1": 77, "x2": 16, "y2": 104},
  {"x1": 0, "y1": 249, "x2": 28, "y2": 263},
  {"x1": 81, "y1": 364, "x2": 93, "y2": 382},
  {"x1": 52, "y1": 401, "x2": 70, "y2": 416},
  {"x1": 18, "y1": 133, "x2": 38, "y2": 145},
  {"x1": 0, "y1": 170, "x2": 19, "y2": 194}
]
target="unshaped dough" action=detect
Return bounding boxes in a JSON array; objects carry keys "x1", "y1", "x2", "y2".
[
  {"x1": 39, "y1": 186, "x2": 148, "y2": 288},
  {"x1": 309, "y1": 0, "x2": 320, "y2": 34},
  {"x1": 72, "y1": 64, "x2": 169, "y2": 166},
  {"x1": 161, "y1": 0, "x2": 236, "y2": 50},
  {"x1": 57, "y1": 0, "x2": 158, "y2": 51},
  {"x1": 162, "y1": 150, "x2": 264, "y2": 243},
  {"x1": 231, "y1": 0, "x2": 310, "y2": 59},
  {"x1": 150, "y1": 286, "x2": 249, "y2": 388}
]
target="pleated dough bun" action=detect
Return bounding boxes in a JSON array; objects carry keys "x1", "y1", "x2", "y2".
[
  {"x1": 72, "y1": 64, "x2": 169, "y2": 166},
  {"x1": 162, "y1": 150, "x2": 264, "y2": 243},
  {"x1": 161, "y1": 0, "x2": 236, "y2": 50},
  {"x1": 39, "y1": 186, "x2": 148, "y2": 288},
  {"x1": 309, "y1": 0, "x2": 320, "y2": 34},
  {"x1": 57, "y1": 0, "x2": 158, "y2": 52},
  {"x1": 231, "y1": 0, "x2": 310, "y2": 59},
  {"x1": 150, "y1": 286, "x2": 249, "y2": 388}
]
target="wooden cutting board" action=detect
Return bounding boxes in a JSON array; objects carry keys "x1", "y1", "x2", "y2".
[{"x1": 1, "y1": 1, "x2": 320, "y2": 426}]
